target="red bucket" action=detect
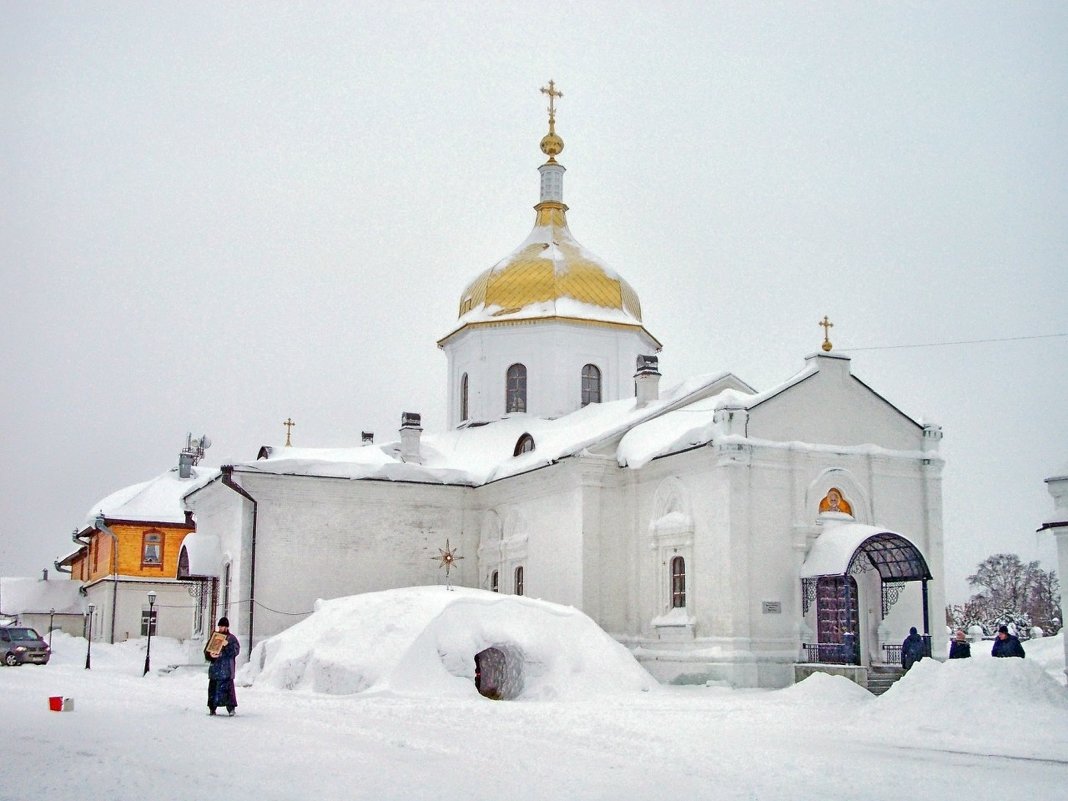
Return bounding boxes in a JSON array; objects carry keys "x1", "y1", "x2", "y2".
[{"x1": 48, "y1": 696, "x2": 63, "y2": 712}]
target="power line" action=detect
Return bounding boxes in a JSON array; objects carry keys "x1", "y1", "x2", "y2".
[{"x1": 841, "y1": 332, "x2": 1067, "y2": 353}]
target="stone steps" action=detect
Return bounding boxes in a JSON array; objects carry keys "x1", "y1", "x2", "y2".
[{"x1": 866, "y1": 665, "x2": 905, "y2": 696}]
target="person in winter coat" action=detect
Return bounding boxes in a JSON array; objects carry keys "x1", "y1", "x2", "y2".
[
  {"x1": 948, "y1": 629, "x2": 971, "y2": 659},
  {"x1": 901, "y1": 626, "x2": 926, "y2": 670},
  {"x1": 204, "y1": 617, "x2": 241, "y2": 716},
  {"x1": 990, "y1": 624, "x2": 1026, "y2": 658}
]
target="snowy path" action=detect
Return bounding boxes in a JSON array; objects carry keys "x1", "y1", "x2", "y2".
[{"x1": 4, "y1": 660, "x2": 1066, "y2": 801}]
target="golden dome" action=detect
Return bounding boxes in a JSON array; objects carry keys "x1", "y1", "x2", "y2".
[
  {"x1": 452, "y1": 201, "x2": 644, "y2": 325},
  {"x1": 438, "y1": 81, "x2": 658, "y2": 349}
]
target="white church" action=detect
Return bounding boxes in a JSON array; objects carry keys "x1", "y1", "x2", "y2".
[{"x1": 179, "y1": 84, "x2": 947, "y2": 689}]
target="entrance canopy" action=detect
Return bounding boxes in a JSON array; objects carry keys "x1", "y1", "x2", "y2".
[{"x1": 800, "y1": 523, "x2": 931, "y2": 582}]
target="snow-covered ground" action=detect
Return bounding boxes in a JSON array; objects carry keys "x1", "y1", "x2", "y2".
[{"x1": 4, "y1": 590, "x2": 1066, "y2": 801}]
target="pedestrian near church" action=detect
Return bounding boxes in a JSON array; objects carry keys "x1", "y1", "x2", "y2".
[
  {"x1": 990, "y1": 624, "x2": 1026, "y2": 658},
  {"x1": 948, "y1": 629, "x2": 971, "y2": 659},
  {"x1": 204, "y1": 617, "x2": 240, "y2": 715},
  {"x1": 901, "y1": 626, "x2": 925, "y2": 670}
]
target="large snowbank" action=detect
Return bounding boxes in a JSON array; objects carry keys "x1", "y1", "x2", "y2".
[{"x1": 241, "y1": 586, "x2": 657, "y2": 700}]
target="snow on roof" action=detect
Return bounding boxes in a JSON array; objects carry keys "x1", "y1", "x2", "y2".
[
  {"x1": 451, "y1": 297, "x2": 644, "y2": 331},
  {"x1": 177, "y1": 532, "x2": 222, "y2": 576},
  {"x1": 799, "y1": 522, "x2": 924, "y2": 579},
  {"x1": 0, "y1": 577, "x2": 85, "y2": 615},
  {"x1": 234, "y1": 372, "x2": 749, "y2": 486},
  {"x1": 241, "y1": 586, "x2": 657, "y2": 700},
  {"x1": 87, "y1": 465, "x2": 219, "y2": 527}
]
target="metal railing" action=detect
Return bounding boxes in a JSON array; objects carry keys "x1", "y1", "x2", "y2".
[{"x1": 802, "y1": 640, "x2": 860, "y2": 665}]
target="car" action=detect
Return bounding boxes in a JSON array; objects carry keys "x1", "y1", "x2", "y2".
[{"x1": 0, "y1": 627, "x2": 50, "y2": 666}]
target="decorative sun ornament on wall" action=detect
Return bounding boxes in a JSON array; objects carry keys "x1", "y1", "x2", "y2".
[{"x1": 433, "y1": 538, "x2": 464, "y2": 590}]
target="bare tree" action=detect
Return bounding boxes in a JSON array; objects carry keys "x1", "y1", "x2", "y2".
[{"x1": 964, "y1": 553, "x2": 1061, "y2": 636}]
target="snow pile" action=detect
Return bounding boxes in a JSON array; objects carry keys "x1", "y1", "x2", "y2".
[
  {"x1": 1021, "y1": 632, "x2": 1067, "y2": 686},
  {"x1": 241, "y1": 586, "x2": 658, "y2": 700},
  {"x1": 866, "y1": 655, "x2": 1068, "y2": 756},
  {"x1": 777, "y1": 671, "x2": 873, "y2": 706},
  {"x1": 45, "y1": 631, "x2": 189, "y2": 673}
]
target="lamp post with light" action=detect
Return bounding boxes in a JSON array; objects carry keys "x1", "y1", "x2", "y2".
[
  {"x1": 143, "y1": 590, "x2": 157, "y2": 677},
  {"x1": 84, "y1": 603, "x2": 95, "y2": 670},
  {"x1": 48, "y1": 607, "x2": 55, "y2": 650}
]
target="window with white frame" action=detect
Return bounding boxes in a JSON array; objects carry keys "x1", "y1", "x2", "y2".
[
  {"x1": 506, "y1": 364, "x2": 527, "y2": 413},
  {"x1": 581, "y1": 364, "x2": 602, "y2": 406},
  {"x1": 670, "y1": 555, "x2": 686, "y2": 608}
]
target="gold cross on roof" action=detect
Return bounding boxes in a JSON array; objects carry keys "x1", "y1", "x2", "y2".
[
  {"x1": 819, "y1": 316, "x2": 834, "y2": 352},
  {"x1": 283, "y1": 417, "x2": 295, "y2": 447},
  {"x1": 540, "y1": 79, "x2": 563, "y2": 127}
]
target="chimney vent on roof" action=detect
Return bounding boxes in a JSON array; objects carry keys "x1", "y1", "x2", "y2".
[
  {"x1": 361, "y1": 431, "x2": 374, "y2": 445},
  {"x1": 178, "y1": 451, "x2": 193, "y2": 479},
  {"x1": 634, "y1": 355, "x2": 662, "y2": 408},
  {"x1": 41, "y1": 569, "x2": 48, "y2": 582},
  {"x1": 399, "y1": 412, "x2": 423, "y2": 464}
]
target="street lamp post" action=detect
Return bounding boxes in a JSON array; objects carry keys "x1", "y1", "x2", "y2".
[
  {"x1": 143, "y1": 591, "x2": 157, "y2": 677},
  {"x1": 48, "y1": 608, "x2": 55, "y2": 651},
  {"x1": 84, "y1": 603, "x2": 95, "y2": 670}
]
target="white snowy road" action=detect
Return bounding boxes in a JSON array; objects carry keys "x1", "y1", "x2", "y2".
[{"x1": 4, "y1": 645, "x2": 1066, "y2": 801}]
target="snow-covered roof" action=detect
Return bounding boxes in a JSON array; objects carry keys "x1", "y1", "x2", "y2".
[
  {"x1": 800, "y1": 522, "x2": 930, "y2": 580},
  {"x1": 177, "y1": 532, "x2": 223, "y2": 577},
  {"x1": 226, "y1": 372, "x2": 751, "y2": 487},
  {"x1": 0, "y1": 577, "x2": 85, "y2": 615},
  {"x1": 87, "y1": 465, "x2": 219, "y2": 528}
]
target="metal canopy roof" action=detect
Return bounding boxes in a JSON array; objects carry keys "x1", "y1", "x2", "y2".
[{"x1": 801, "y1": 523, "x2": 932, "y2": 581}]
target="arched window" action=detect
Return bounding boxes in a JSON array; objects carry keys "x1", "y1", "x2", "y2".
[
  {"x1": 671, "y1": 556, "x2": 686, "y2": 608},
  {"x1": 514, "y1": 565, "x2": 525, "y2": 596},
  {"x1": 513, "y1": 433, "x2": 535, "y2": 456},
  {"x1": 506, "y1": 364, "x2": 527, "y2": 413},
  {"x1": 460, "y1": 373, "x2": 469, "y2": 422},
  {"x1": 491, "y1": 570, "x2": 499, "y2": 593},
  {"x1": 142, "y1": 531, "x2": 163, "y2": 567},
  {"x1": 581, "y1": 364, "x2": 602, "y2": 406}
]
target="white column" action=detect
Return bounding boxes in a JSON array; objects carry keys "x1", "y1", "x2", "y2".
[{"x1": 1040, "y1": 473, "x2": 1068, "y2": 683}]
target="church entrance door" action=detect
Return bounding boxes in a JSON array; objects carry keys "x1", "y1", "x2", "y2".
[{"x1": 815, "y1": 576, "x2": 859, "y2": 664}]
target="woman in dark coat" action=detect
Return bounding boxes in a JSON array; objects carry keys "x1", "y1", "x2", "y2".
[
  {"x1": 901, "y1": 626, "x2": 925, "y2": 670},
  {"x1": 205, "y1": 617, "x2": 241, "y2": 716},
  {"x1": 991, "y1": 624, "x2": 1026, "y2": 658},
  {"x1": 948, "y1": 629, "x2": 971, "y2": 659}
]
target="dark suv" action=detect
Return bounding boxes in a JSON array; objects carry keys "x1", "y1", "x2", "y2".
[{"x1": 1, "y1": 627, "x2": 50, "y2": 666}]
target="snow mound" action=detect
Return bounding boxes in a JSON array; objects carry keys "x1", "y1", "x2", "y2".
[
  {"x1": 866, "y1": 656, "x2": 1068, "y2": 751},
  {"x1": 1022, "y1": 633, "x2": 1067, "y2": 686},
  {"x1": 777, "y1": 671, "x2": 873, "y2": 705},
  {"x1": 241, "y1": 586, "x2": 658, "y2": 700}
]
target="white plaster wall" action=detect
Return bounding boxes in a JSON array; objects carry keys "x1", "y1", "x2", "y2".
[
  {"x1": 235, "y1": 473, "x2": 475, "y2": 645},
  {"x1": 183, "y1": 479, "x2": 248, "y2": 637},
  {"x1": 748, "y1": 354, "x2": 925, "y2": 452},
  {"x1": 472, "y1": 465, "x2": 586, "y2": 608},
  {"x1": 442, "y1": 320, "x2": 658, "y2": 427}
]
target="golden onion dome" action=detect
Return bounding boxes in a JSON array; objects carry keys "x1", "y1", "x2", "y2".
[
  {"x1": 439, "y1": 80, "x2": 656, "y2": 348},
  {"x1": 452, "y1": 203, "x2": 644, "y2": 325}
]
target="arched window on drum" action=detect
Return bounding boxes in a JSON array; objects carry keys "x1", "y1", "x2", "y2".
[{"x1": 506, "y1": 364, "x2": 527, "y2": 413}]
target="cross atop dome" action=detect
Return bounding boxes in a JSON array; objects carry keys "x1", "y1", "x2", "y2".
[{"x1": 539, "y1": 79, "x2": 564, "y2": 162}]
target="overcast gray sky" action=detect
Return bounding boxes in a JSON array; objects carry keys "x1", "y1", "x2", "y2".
[{"x1": 2, "y1": 2, "x2": 1065, "y2": 602}]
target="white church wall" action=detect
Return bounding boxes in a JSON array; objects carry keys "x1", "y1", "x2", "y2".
[
  {"x1": 443, "y1": 320, "x2": 656, "y2": 426},
  {"x1": 183, "y1": 479, "x2": 250, "y2": 634},
  {"x1": 748, "y1": 354, "x2": 924, "y2": 452},
  {"x1": 472, "y1": 465, "x2": 586, "y2": 608},
  {"x1": 236, "y1": 473, "x2": 475, "y2": 645}
]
